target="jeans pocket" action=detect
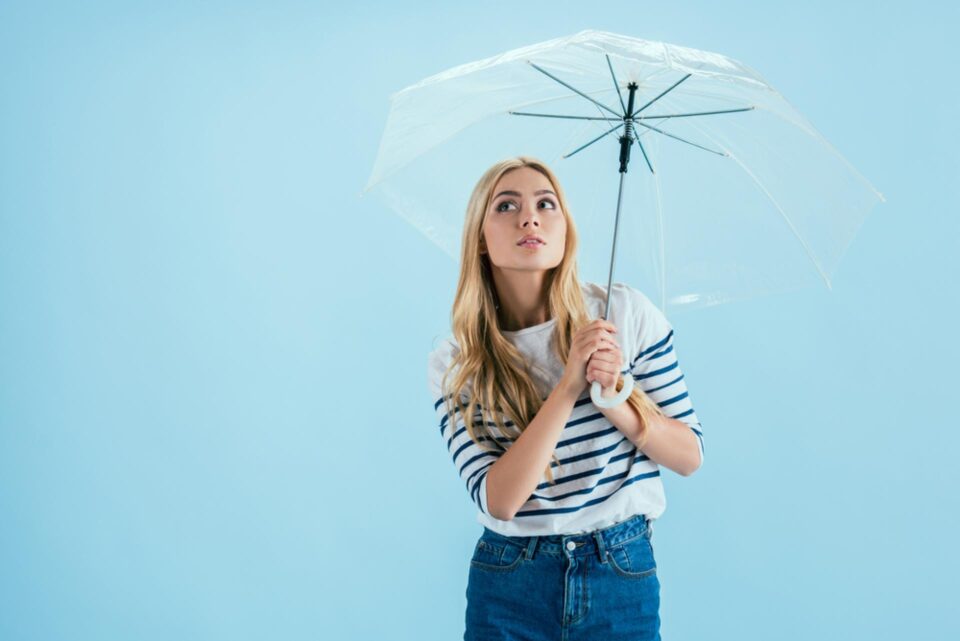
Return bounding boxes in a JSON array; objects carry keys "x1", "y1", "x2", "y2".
[
  {"x1": 605, "y1": 533, "x2": 657, "y2": 579},
  {"x1": 470, "y1": 538, "x2": 525, "y2": 573}
]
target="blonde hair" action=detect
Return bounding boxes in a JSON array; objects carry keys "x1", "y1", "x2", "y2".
[{"x1": 438, "y1": 155, "x2": 666, "y2": 487}]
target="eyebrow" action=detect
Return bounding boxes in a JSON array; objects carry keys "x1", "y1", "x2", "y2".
[{"x1": 493, "y1": 189, "x2": 557, "y2": 200}]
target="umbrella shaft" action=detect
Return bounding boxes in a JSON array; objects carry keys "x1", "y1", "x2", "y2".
[
  {"x1": 603, "y1": 170, "x2": 628, "y2": 320},
  {"x1": 605, "y1": 83, "x2": 639, "y2": 317}
]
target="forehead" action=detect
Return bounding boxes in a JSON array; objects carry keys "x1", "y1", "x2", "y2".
[{"x1": 492, "y1": 166, "x2": 553, "y2": 193}]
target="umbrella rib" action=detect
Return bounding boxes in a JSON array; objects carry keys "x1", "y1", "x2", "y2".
[
  {"x1": 630, "y1": 73, "x2": 692, "y2": 118},
  {"x1": 509, "y1": 111, "x2": 621, "y2": 122},
  {"x1": 563, "y1": 122, "x2": 625, "y2": 159},
  {"x1": 605, "y1": 54, "x2": 628, "y2": 115},
  {"x1": 638, "y1": 106, "x2": 756, "y2": 119},
  {"x1": 527, "y1": 61, "x2": 623, "y2": 118},
  {"x1": 634, "y1": 136, "x2": 655, "y2": 174},
  {"x1": 636, "y1": 119, "x2": 727, "y2": 156},
  {"x1": 733, "y1": 153, "x2": 832, "y2": 288},
  {"x1": 683, "y1": 117, "x2": 834, "y2": 289}
]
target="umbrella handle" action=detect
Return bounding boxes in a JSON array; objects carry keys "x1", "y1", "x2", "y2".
[{"x1": 590, "y1": 375, "x2": 634, "y2": 408}]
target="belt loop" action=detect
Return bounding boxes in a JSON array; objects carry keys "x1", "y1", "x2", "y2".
[
  {"x1": 524, "y1": 535, "x2": 538, "y2": 560},
  {"x1": 593, "y1": 530, "x2": 608, "y2": 564}
]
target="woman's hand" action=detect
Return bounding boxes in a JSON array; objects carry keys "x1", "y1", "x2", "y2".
[
  {"x1": 560, "y1": 319, "x2": 620, "y2": 396},
  {"x1": 587, "y1": 340, "x2": 625, "y2": 398}
]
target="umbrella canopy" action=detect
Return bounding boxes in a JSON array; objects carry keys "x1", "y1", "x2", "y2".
[{"x1": 362, "y1": 29, "x2": 885, "y2": 314}]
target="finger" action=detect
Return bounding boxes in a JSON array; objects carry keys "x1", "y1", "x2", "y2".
[
  {"x1": 592, "y1": 371, "x2": 615, "y2": 387},
  {"x1": 594, "y1": 360, "x2": 616, "y2": 375},
  {"x1": 589, "y1": 350, "x2": 616, "y2": 363},
  {"x1": 591, "y1": 320, "x2": 618, "y2": 334},
  {"x1": 593, "y1": 344, "x2": 620, "y2": 358},
  {"x1": 595, "y1": 336, "x2": 620, "y2": 351},
  {"x1": 591, "y1": 351, "x2": 623, "y2": 370},
  {"x1": 600, "y1": 347, "x2": 621, "y2": 357}
]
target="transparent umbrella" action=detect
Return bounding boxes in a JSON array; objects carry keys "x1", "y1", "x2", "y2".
[{"x1": 362, "y1": 29, "x2": 885, "y2": 405}]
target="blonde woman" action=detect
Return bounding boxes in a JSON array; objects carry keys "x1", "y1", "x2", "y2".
[{"x1": 427, "y1": 156, "x2": 704, "y2": 641}]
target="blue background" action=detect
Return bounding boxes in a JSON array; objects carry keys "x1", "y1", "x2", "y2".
[{"x1": 1, "y1": 1, "x2": 956, "y2": 640}]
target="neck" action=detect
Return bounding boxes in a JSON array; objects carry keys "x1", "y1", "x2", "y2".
[{"x1": 491, "y1": 270, "x2": 553, "y2": 331}]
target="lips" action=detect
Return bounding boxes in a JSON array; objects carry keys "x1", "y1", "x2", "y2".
[{"x1": 517, "y1": 235, "x2": 545, "y2": 245}]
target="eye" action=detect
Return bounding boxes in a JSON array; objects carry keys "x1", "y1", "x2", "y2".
[{"x1": 495, "y1": 199, "x2": 557, "y2": 213}]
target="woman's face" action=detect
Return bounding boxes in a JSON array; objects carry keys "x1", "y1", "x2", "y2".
[{"x1": 481, "y1": 166, "x2": 566, "y2": 271}]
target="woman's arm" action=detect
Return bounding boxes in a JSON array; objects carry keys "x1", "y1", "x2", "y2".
[
  {"x1": 598, "y1": 400, "x2": 701, "y2": 476},
  {"x1": 612, "y1": 284, "x2": 706, "y2": 476},
  {"x1": 484, "y1": 378, "x2": 581, "y2": 521}
]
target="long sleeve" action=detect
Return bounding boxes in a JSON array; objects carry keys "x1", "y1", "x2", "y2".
[
  {"x1": 626, "y1": 288, "x2": 705, "y2": 471},
  {"x1": 427, "y1": 344, "x2": 503, "y2": 514}
]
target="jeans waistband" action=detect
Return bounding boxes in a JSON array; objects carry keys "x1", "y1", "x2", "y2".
[{"x1": 479, "y1": 513, "x2": 652, "y2": 562}]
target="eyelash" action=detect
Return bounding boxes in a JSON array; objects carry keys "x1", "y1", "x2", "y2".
[{"x1": 495, "y1": 199, "x2": 556, "y2": 213}]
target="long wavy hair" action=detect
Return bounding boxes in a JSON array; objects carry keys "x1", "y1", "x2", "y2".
[{"x1": 437, "y1": 155, "x2": 666, "y2": 486}]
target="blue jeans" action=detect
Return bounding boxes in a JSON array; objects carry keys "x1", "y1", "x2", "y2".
[{"x1": 464, "y1": 513, "x2": 660, "y2": 641}]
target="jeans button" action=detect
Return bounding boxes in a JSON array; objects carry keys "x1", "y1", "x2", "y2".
[{"x1": 566, "y1": 541, "x2": 576, "y2": 551}]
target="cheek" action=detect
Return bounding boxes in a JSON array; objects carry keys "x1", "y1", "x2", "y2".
[{"x1": 482, "y1": 225, "x2": 499, "y2": 247}]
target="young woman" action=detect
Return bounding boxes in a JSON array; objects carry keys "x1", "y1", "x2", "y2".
[{"x1": 427, "y1": 156, "x2": 704, "y2": 641}]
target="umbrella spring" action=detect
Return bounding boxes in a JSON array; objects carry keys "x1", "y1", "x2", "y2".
[{"x1": 623, "y1": 118, "x2": 635, "y2": 142}]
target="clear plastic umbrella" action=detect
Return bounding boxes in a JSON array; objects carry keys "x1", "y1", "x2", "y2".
[{"x1": 362, "y1": 29, "x2": 885, "y2": 405}]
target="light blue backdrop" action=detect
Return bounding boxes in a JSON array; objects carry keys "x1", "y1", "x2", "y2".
[{"x1": 1, "y1": 1, "x2": 956, "y2": 640}]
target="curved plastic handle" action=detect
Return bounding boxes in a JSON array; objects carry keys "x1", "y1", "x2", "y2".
[{"x1": 590, "y1": 374, "x2": 634, "y2": 408}]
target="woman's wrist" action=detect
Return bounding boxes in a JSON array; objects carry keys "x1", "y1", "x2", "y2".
[{"x1": 556, "y1": 375, "x2": 584, "y2": 403}]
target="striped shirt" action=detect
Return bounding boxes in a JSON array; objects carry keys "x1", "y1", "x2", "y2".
[{"x1": 427, "y1": 281, "x2": 704, "y2": 536}]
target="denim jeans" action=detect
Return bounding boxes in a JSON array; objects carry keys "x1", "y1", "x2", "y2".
[{"x1": 464, "y1": 513, "x2": 660, "y2": 641}]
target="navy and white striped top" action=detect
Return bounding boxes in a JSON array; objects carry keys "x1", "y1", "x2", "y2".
[{"x1": 427, "y1": 281, "x2": 704, "y2": 536}]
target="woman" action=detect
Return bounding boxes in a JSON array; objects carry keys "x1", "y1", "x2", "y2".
[{"x1": 427, "y1": 156, "x2": 704, "y2": 641}]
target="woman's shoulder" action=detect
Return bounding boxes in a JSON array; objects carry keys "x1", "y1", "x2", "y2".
[
  {"x1": 427, "y1": 335, "x2": 461, "y2": 396},
  {"x1": 428, "y1": 335, "x2": 459, "y2": 369},
  {"x1": 427, "y1": 336, "x2": 482, "y2": 407}
]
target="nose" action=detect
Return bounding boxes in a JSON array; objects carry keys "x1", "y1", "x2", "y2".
[{"x1": 520, "y1": 207, "x2": 541, "y2": 227}]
